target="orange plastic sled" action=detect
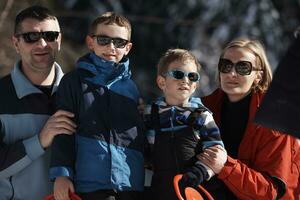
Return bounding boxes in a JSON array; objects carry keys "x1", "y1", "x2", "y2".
[
  {"x1": 44, "y1": 192, "x2": 81, "y2": 200},
  {"x1": 173, "y1": 174, "x2": 214, "y2": 200}
]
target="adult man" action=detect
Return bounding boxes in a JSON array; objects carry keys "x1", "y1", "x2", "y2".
[{"x1": 0, "y1": 6, "x2": 76, "y2": 200}]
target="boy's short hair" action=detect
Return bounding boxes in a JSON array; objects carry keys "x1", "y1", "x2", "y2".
[
  {"x1": 157, "y1": 48, "x2": 201, "y2": 76},
  {"x1": 89, "y1": 12, "x2": 132, "y2": 41},
  {"x1": 14, "y1": 5, "x2": 58, "y2": 34}
]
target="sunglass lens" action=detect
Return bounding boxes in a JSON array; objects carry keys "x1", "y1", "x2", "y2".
[
  {"x1": 23, "y1": 32, "x2": 41, "y2": 43},
  {"x1": 218, "y1": 59, "x2": 233, "y2": 73},
  {"x1": 96, "y1": 36, "x2": 111, "y2": 46},
  {"x1": 188, "y1": 72, "x2": 200, "y2": 82},
  {"x1": 113, "y1": 38, "x2": 128, "y2": 48},
  {"x1": 236, "y1": 61, "x2": 252, "y2": 75},
  {"x1": 43, "y1": 31, "x2": 59, "y2": 42},
  {"x1": 172, "y1": 70, "x2": 185, "y2": 80}
]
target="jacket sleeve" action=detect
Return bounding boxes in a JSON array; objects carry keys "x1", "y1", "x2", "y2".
[
  {"x1": 49, "y1": 73, "x2": 79, "y2": 181},
  {"x1": 186, "y1": 110, "x2": 223, "y2": 181},
  {"x1": 218, "y1": 128, "x2": 295, "y2": 200},
  {"x1": 0, "y1": 115, "x2": 45, "y2": 179},
  {"x1": 194, "y1": 110, "x2": 224, "y2": 149},
  {"x1": 143, "y1": 104, "x2": 155, "y2": 168}
]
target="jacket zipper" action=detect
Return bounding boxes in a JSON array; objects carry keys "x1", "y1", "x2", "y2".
[{"x1": 170, "y1": 107, "x2": 179, "y2": 172}]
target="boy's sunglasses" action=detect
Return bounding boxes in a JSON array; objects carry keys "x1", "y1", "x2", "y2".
[
  {"x1": 218, "y1": 58, "x2": 261, "y2": 76},
  {"x1": 15, "y1": 31, "x2": 60, "y2": 43},
  {"x1": 164, "y1": 70, "x2": 200, "y2": 82},
  {"x1": 92, "y1": 35, "x2": 129, "y2": 48}
]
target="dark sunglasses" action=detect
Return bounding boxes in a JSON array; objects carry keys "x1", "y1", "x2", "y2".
[
  {"x1": 92, "y1": 35, "x2": 129, "y2": 48},
  {"x1": 218, "y1": 58, "x2": 261, "y2": 76},
  {"x1": 164, "y1": 70, "x2": 200, "y2": 82},
  {"x1": 15, "y1": 31, "x2": 60, "y2": 43}
]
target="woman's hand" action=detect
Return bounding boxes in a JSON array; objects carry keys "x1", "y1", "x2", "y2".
[{"x1": 197, "y1": 145, "x2": 227, "y2": 174}]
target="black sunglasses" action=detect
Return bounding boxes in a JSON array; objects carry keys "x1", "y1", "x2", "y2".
[
  {"x1": 218, "y1": 58, "x2": 261, "y2": 76},
  {"x1": 15, "y1": 31, "x2": 60, "y2": 43},
  {"x1": 92, "y1": 35, "x2": 129, "y2": 48},
  {"x1": 164, "y1": 70, "x2": 200, "y2": 82}
]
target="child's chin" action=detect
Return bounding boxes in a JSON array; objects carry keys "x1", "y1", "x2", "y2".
[{"x1": 99, "y1": 55, "x2": 117, "y2": 63}]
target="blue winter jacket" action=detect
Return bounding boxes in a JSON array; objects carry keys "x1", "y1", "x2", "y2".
[{"x1": 49, "y1": 52, "x2": 145, "y2": 193}]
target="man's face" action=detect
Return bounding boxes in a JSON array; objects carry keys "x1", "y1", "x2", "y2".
[
  {"x1": 87, "y1": 23, "x2": 132, "y2": 63},
  {"x1": 12, "y1": 18, "x2": 61, "y2": 74}
]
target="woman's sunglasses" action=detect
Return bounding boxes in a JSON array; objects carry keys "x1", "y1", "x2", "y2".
[
  {"x1": 92, "y1": 35, "x2": 129, "y2": 49},
  {"x1": 218, "y1": 58, "x2": 261, "y2": 76},
  {"x1": 164, "y1": 70, "x2": 200, "y2": 82},
  {"x1": 15, "y1": 31, "x2": 60, "y2": 43}
]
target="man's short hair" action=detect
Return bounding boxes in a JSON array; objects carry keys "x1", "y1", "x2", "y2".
[
  {"x1": 89, "y1": 12, "x2": 132, "y2": 41},
  {"x1": 14, "y1": 5, "x2": 58, "y2": 34}
]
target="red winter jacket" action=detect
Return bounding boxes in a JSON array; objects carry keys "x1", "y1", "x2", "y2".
[{"x1": 202, "y1": 89, "x2": 300, "y2": 200}]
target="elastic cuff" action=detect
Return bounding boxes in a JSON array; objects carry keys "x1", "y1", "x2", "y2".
[
  {"x1": 23, "y1": 134, "x2": 44, "y2": 160},
  {"x1": 270, "y1": 176, "x2": 286, "y2": 199},
  {"x1": 49, "y1": 166, "x2": 74, "y2": 181},
  {"x1": 196, "y1": 161, "x2": 215, "y2": 180}
]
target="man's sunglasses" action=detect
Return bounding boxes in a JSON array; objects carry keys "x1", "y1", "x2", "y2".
[
  {"x1": 92, "y1": 35, "x2": 129, "y2": 48},
  {"x1": 164, "y1": 70, "x2": 200, "y2": 82},
  {"x1": 218, "y1": 58, "x2": 261, "y2": 76},
  {"x1": 15, "y1": 31, "x2": 60, "y2": 43}
]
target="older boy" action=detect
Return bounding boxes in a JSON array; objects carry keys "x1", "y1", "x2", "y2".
[
  {"x1": 49, "y1": 12, "x2": 145, "y2": 200},
  {"x1": 144, "y1": 49, "x2": 224, "y2": 200}
]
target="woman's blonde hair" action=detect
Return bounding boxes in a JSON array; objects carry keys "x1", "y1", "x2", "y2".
[{"x1": 219, "y1": 38, "x2": 272, "y2": 92}]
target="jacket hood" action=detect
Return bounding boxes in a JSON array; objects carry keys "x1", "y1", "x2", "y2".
[{"x1": 76, "y1": 52, "x2": 131, "y2": 87}]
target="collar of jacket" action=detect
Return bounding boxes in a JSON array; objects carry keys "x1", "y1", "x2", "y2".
[
  {"x1": 155, "y1": 96, "x2": 204, "y2": 109},
  {"x1": 203, "y1": 88, "x2": 263, "y2": 125},
  {"x1": 11, "y1": 61, "x2": 64, "y2": 99},
  {"x1": 76, "y1": 52, "x2": 131, "y2": 87}
]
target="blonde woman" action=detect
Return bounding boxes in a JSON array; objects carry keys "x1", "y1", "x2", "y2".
[{"x1": 199, "y1": 38, "x2": 300, "y2": 199}]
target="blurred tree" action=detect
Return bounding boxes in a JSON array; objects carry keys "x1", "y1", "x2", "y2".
[{"x1": 0, "y1": 0, "x2": 299, "y2": 101}]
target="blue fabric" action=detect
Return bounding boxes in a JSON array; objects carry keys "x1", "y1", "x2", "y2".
[
  {"x1": 144, "y1": 97, "x2": 224, "y2": 148},
  {"x1": 75, "y1": 135, "x2": 144, "y2": 192},
  {"x1": 49, "y1": 166, "x2": 74, "y2": 180},
  {"x1": 49, "y1": 52, "x2": 145, "y2": 193},
  {"x1": 76, "y1": 52, "x2": 139, "y2": 102},
  {"x1": 76, "y1": 52, "x2": 130, "y2": 88}
]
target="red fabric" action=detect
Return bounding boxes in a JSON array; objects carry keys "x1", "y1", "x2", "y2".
[{"x1": 202, "y1": 89, "x2": 300, "y2": 200}]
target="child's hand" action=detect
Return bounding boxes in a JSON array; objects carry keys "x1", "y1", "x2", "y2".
[
  {"x1": 54, "y1": 177, "x2": 75, "y2": 200},
  {"x1": 197, "y1": 145, "x2": 227, "y2": 174}
]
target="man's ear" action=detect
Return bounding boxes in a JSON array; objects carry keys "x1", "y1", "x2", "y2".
[
  {"x1": 156, "y1": 75, "x2": 166, "y2": 90},
  {"x1": 12, "y1": 36, "x2": 20, "y2": 54},
  {"x1": 86, "y1": 35, "x2": 94, "y2": 50},
  {"x1": 57, "y1": 33, "x2": 62, "y2": 51}
]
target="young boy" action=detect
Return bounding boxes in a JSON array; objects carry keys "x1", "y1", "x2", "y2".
[
  {"x1": 144, "y1": 49, "x2": 224, "y2": 200},
  {"x1": 49, "y1": 12, "x2": 145, "y2": 200}
]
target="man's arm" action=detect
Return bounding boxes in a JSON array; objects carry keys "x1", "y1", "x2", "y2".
[
  {"x1": 0, "y1": 112, "x2": 75, "y2": 179},
  {"x1": 0, "y1": 124, "x2": 29, "y2": 178}
]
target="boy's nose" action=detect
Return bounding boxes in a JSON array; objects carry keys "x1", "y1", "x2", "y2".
[
  {"x1": 107, "y1": 41, "x2": 116, "y2": 49},
  {"x1": 181, "y1": 76, "x2": 189, "y2": 83}
]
